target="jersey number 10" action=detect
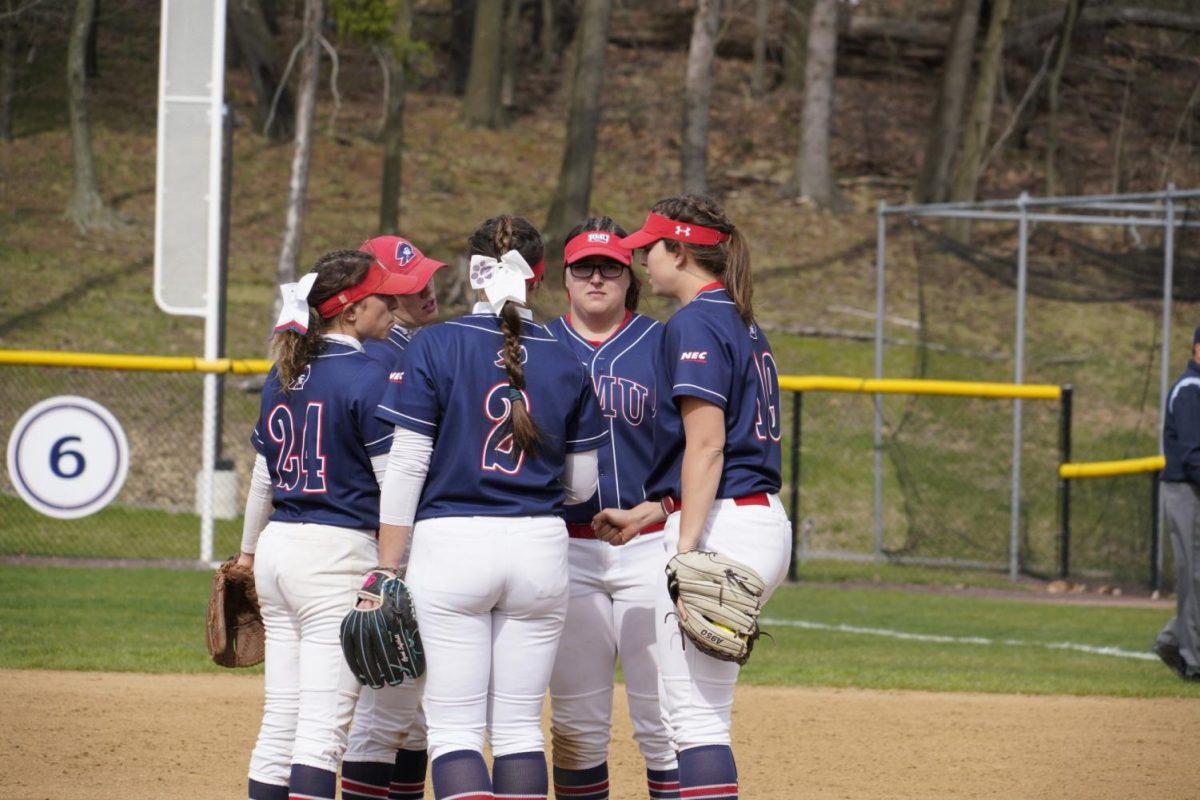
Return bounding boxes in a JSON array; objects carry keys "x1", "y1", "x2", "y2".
[{"x1": 267, "y1": 402, "x2": 328, "y2": 493}]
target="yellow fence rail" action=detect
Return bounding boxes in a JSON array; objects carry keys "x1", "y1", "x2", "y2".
[
  {"x1": 0, "y1": 349, "x2": 272, "y2": 374},
  {"x1": 1059, "y1": 455, "x2": 1165, "y2": 480},
  {"x1": 778, "y1": 375, "x2": 1062, "y2": 401}
]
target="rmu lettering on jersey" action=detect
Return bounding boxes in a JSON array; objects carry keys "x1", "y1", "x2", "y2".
[{"x1": 593, "y1": 374, "x2": 650, "y2": 427}]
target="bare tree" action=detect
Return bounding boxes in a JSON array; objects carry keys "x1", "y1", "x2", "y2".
[
  {"x1": 379, "y1": 0, "x2": 411, "y2": 234},
  {"x1": 540, "y1": 0, "x2": 556, "y2": 73},
  {"x1": 791, "y1": 0, "x2": 840, "y2": 208},
  {"x1": 1044, "y1": 0, "x2": 1086, "y2": 197},
  {"x1": 781, "y1": 0, "x2": 808, "y2": 91},
  {"x1": 499, "y1": 0, "x2": 521, "y2": 115},
  {"x1": 0, "y1": 1, "x2": 19, "y2": 141},
  {"x1": 463, "y1": 0, "x2": 504, "y2": 128},
  {"x1": 681, "y1": 0, "x2": 720, "y2": 195},
  {"x1": 229, "y1": 0, "x2": 295, "y2": 142},
  {"x1": 948, "y1": 0, "x2": 1013, "y2": 209},
  {"x1": 449, "y1": 0, "x2": 475, "y2": 95},
  {"x1": 544, "y1": 0, "x2": 613, "y2": 252},
  {"x1": 275, "y1": 0, "x2": 323, "y2": 303},
  {"x1": 64, "y1": 0, "x2": 121, "y2": 230},
  {"x1": 750, "y1": 0, "x2": 770, "y2": 97},
  {"x1": 914, "y1": 0, "x2": 981, "y2": 204}
]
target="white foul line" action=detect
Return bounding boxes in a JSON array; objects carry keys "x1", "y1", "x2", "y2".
[{"x1": 760, "y1": 618, "x2": 1157, "y2": 662}]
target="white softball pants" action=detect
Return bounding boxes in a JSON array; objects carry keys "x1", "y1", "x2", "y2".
[
  {"x1": 248, "y1": 522, "x2": 376, "y2": 786},
  {"x1": 405, "y1": 515, "x2": 569, "y2": 761},
  {"x1": 656, "y1": 495, "x2": 791, "y2": 749},
  {"x1": 550, "y1": 532, "x2": 676, "y2": 771},
  {"x1": 344, "y1": 680, "x2": 427, "y2": 763}
]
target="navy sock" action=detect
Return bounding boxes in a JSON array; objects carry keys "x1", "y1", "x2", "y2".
[
  {"x1": 390, "y1": 748, "x2": 428, "y2": 800},
  {"x1": 493, "y1": 751, "x2": 549, "y2": 799},
  {"x1": 677, "y1": 745, "x2": 737, "y2": 800},
  {"x1": 431, "y1": 750, "x2": 492, "y2": 800},
  {"x1": 289, "y1": 764, "x2": 337, "y2": 799},
  {"x1": 248, "y1": 778, "x2": 289, "y2": 800},
  {"x1": 552, "y1": 761, "x2": 608, "y2": 799},
  {"x1": 647, "y1": 766, "x2": 681, "y2": 799},
  {"x1": 341, "y1": 760, "x2": 392, "y2": 800}
]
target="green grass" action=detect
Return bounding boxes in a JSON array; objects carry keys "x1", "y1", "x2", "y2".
[{"x1": 2, "y1": 565, "x2": 1196, "y2": 699}]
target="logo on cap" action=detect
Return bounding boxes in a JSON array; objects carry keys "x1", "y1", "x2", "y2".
[
  {"x1": 675, "y1": 226, "x2": 691, "y2": 237},
  {"x1": 395, "y1": 241, "x2": 416, "y2": 267},
  {"x1": 587, "y1": 233, "x2": 610, "y2": 244}
]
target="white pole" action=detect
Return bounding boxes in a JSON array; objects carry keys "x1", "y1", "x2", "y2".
[
  {"x1": 1010, "y1": 193, "x2": 1030, "y2": 580},
  {"x1": 200, "y1": 0, "x2": 229, "y2": 564},
  {"x1": 1157, "y1": 183, "x2": 1177, "y2": 585},
  {"x1": 873, "y1": 203, "x2": 887, "y2": 558}
]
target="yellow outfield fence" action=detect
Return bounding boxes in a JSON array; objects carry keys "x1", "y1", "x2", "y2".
[
  {"x1": 779, "y1": 375, "x2": 1062, "y2": 401},
  {"x1": 0, "y1": 348, "x2": 272, "y2": 374},
  {"x1": 1059, "y1": 455, "x2": 1166, "y2": 480}
]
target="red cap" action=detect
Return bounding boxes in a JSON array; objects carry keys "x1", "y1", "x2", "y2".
[
  {"x1": 358, "y1": 236, "x2": 447, "y2": 294},
  {"x1": 529, "y1": 258, "x2": 546, "y2": 284},
  {"x1": 316, "y1": 260, "x2": 427, "y2": 318},
  {"x1": 619, "y1": 212, "x2": 730, "y2": 250},
  {"x1": 564, "y1": 230, "x2": 633, "y2": 266}
]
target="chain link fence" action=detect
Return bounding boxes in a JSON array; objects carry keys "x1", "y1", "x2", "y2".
[{"x1": 0, "y1": 360, "x2": 265, "y2": 562}]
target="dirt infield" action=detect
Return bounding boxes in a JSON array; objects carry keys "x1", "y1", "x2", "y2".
[{"x1": 1, "y1": 670, "x2": 1196, "y2": 799}]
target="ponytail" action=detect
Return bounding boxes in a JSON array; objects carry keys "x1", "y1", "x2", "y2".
[
  {"x1": 722, "y1": 228, "x2": 753, "y2": 324},
  {"x1": 273, "y1": 310, "x2": 324, "y2": 390}
]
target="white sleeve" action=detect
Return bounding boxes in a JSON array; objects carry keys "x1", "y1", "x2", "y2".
[
  {"x1": 240, "y1": 454, "x2": 273, "y2": 554},
  {"x1": 379, "y1": 426, "x2": 433, "y2": 527},
  {"x1": 371, "y1": 453, "x2": 388, "y2": 489},
  {"x1": 562, "y1": 448, "x2": 599, "y2": 505}
]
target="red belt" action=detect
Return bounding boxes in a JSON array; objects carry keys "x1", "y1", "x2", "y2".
[
  {"x1": 567, "y1": 521, "x2": 665, "y2": 540},
  {"x1": 660, "y1": 492, "x2": 770, "y2": 514}
]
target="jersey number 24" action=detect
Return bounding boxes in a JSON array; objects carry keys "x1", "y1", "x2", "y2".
[{"x1": 267, "y1": 402, "x2": 327, "y2": 493}]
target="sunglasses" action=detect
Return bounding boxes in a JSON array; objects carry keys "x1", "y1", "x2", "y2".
[{"x1": 567, "y1": 261, "x2": 628, "y2": 280}]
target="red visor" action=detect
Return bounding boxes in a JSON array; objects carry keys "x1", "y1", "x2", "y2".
[
  {"x1": 564, "y1": 230, "x2": 632, "y2": 266},
  {"x1": 619, "y1": 212, "x2": 730, "y2": 250},
  {"x1": 530, "y1": 258, "x2": 546, "y2": 283},
  {"x1": 359, "y1": 235, "x2": 447, "y2": 295},
  {"x1": 316, "y1": 261, "x2": 422, "y2": 318}
]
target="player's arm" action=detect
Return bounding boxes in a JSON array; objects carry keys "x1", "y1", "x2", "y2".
[
  {"x1": 376, "y1": 426, "x2": 432, "y2": 570},
  {"x1": 562, "y1": 448, "x2": 600, "y2": 505},
  {"x1": 676, "y1": 397, "x2": 725, "y2": 553},
  {"x1": 237, "y1": 454, "x2": 273, "y2": 569}
]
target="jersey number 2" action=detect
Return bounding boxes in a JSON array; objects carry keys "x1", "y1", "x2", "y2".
[
  {"x1": 267, "y1": 402, "x2": 327, "y2": 493},
  {"x1": 481, "y1": 383, "x2": 530, "y2": 475}
]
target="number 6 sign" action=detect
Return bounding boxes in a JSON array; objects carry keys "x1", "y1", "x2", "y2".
[{"x1": 6, "y1": 396, "x2": 130, "y2": 520}]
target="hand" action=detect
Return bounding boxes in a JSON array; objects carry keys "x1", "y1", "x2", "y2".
[
  {"x1": 592, "y1": 507, "x2": 640, "y2": 546},
  {"x1": 675, "y1": 597, "x2": 689, "y2": 622},
  {"x1": 354, "y1": 568, "x2": 396, "y2": 611},
  {"x1": 236, "y1": 552, "x2": 254, "y2": 570}
]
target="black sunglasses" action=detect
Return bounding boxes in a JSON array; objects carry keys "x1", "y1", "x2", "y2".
[{"x1": 567, "y1": 261, "x2": 627, "y2": 280}]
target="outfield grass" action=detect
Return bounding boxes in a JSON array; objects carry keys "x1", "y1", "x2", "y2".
[{"x1": 2, "y1": 565, "x2": 1195, "y2": 699}]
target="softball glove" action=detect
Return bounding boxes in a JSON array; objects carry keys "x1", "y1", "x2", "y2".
[
  {"x1": 666, "y1": 550, "x2": 767, "y2": 666},
  {"x1": 340, "y1": 569, "x2": 425, "y2": 689},
  {"x1": 205, "y1": 556, "x2": 265, "y2": 668}
]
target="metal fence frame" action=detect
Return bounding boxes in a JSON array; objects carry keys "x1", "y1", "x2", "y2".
[{"x1": 875, "y1": 187, "x2": 1200, "y2": 579}]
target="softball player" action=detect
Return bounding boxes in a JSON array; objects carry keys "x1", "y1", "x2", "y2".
[
  {"x1": 599, "y1": 196, "x2": 791, "y2": 800},
  {"x1": 359, "y1": 235, "x2": 445, "y2": 370},
  {"x1": 342, "y1": 235, "x2": 446, "y2": 800},
  {"x1": 372, "y1": 215, "x2": 606, "y2": 800},
  {"x1": 545, "y1": 218, "x2": 680, "y2": 800},
  {"x1": 239, "y1": 250, "x2": 425, "y2": 800}
]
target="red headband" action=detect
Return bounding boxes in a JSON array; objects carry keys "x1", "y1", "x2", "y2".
[
  {"x1": 564, "y1": 230, "x2": 632, "y2": 266},
  {"x1": 315, "y1": 261, "x2": 414, "y2": 318},
  {"x1": 618, "y1": 212, "x2": 731, "y2": 250}
]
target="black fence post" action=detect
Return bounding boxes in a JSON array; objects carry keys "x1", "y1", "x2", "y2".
[
  {"x1": 1058, "y1": 385, "x2": 1073, "y2": 579},
  {"x1": 1150, "y1": 471, "x2": 1161, "y2": 591},
  {"x1": 788, "y1": 391, "x2": 801, "y2": 581}
]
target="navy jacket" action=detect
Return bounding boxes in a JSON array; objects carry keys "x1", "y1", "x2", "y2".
[{"x1": 1163, "y1": 360, "x2": 1200, "y2": 483}]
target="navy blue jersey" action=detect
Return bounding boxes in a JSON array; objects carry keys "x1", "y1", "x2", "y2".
[
  {"x1": 377, "y1": 308, "x2": 610, "y2": 520},
  {"x1": 548, "y1": 313, "x2": 662, "y2": 524},
  {"x1": 251, "y1": 338, "x2": 395, "y2": 531},
  {"x1": 644, "y1": 284, "x2": 782, "y2": 501},
  {"x1": 363, "y1": 325, "x2": 412, "y2": 369}
]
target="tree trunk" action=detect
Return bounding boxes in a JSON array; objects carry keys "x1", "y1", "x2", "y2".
[
  {"x1": 913, "y1": 0, "x2": 981, "y2": 204},
  {"x1": 85, "y1": 0, "x2": 98, "y2": 78},
  {"x1": 275, "y1": 0, "x2": 322, "y2": 308},
  {"x1": 228, "y1": 0, "x2": 295, "y2": 142},
  {"x1": 781, "y1": 0, "x2": 808, "y2": 91},
  {"x1": 1045, "y1": 0, "x2": 1086, "y2": 197},
  {"x1": 793, "y1": 0, "x2": 839, "y2": 208},
  {"x1": 0, "y1": 8, "x2": 18, "y2": 142},
  {"x1": 499, "y1": 0, "x2": 521, "y2": 115},
  {"x1": 379, "y1": 0, "x2": 411, "y2": 235},
  {"x1": 64, "y1": 0, "x2": 120, "y2": 230},
  {"x1": 750, "y1": 0, "x2": 770, "y2": 97},
  {"x1": 948, "y1": 0, "x2": 1013, "y2": 212},
  {"x1": 463, "y1": 0, "x2": 504, "y2": 128},
  {"x1": 681, "y1": 0, "x2": 720, "y2": 195},
  {"x1": 449, "y1": 0, "x2": 476, "y2": 95},
  {"x1": 544, "y1": 0, "x2": 613, "y2": 253},
  {"x1": 540, "y1": 0, "x2": 557, "y2": 73}
]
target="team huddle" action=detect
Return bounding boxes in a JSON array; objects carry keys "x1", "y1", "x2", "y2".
[{"x1": 234, "y1": 194, "x2": 791, "y2": 800}]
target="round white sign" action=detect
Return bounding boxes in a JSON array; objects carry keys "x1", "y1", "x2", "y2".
[{"x1": 6, "y1": 395, "x2": 130, "y2": 520}]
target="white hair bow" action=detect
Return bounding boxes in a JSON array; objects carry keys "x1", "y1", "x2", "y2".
[
  {"x1": 274, "y1": 272, "x2": 319, "y2": 335},
  {"x1": 469, "y1": 250, "x2": 534, "y2": 314}
]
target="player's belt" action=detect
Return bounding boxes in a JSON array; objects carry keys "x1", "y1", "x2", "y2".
[
  {"x1": 659, "y1": 492, "x2": 771, "y2": 514},
  {"x1": 566, "y1": 521, "x2": 665, "y2": 540}
]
